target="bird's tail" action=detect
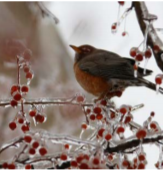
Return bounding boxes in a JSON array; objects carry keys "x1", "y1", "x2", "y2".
[{"x1": 138, "y1": 78, "x2": 163, "y2": 94}]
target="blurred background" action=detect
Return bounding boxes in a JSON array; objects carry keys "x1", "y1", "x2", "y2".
[{"x1": 0, "y1": 1, "x2": 163, "y2": 168}]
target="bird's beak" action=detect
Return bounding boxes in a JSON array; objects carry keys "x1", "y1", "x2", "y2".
[{"x1": 69, "y1": 45, "x2": 81, "y2": 53}]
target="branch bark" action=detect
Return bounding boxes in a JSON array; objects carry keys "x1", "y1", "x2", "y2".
[{"x1": 133, "y1": 2, "x2": 163, "y2": 72}]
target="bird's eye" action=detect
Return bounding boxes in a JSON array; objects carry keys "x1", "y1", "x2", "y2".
[{"x1": 81, "y1": 47, "x2": 91, "y2": 54}]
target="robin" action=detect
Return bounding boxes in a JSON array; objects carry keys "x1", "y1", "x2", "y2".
[{"x1": 70, "y1": 44, "x2": 163, "y2": 100}]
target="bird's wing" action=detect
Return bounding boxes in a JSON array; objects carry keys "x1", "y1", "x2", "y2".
[
  {"x1": 123, "y1": 57, "x2": 153, "y2": 77},
  {"x1": 78, "y1": 51, "x2": 137, "y2": 81}
]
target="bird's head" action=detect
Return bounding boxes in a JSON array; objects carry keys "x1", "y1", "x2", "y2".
[{"x1": 70, "y1": 44, "x2": 96, "y2": 62}]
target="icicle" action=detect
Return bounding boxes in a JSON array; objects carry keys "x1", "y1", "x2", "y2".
[
  {"x1": 119, "y1": 152, "x2": 122, "y2": 169},
  {"x1": 134, "y1": 69, "x2": 138, "y2": 78},
  {"x1": 79, "y1": 129, "x2": 84, "y2": 139},
  {"x1": 158, "y1": 144, "x2": 163, "y2": 169},
  {"x1": 33, "y1": 117, "x2": 37, "y2": 126},
  {"x1": 156, "y1": 84, "x2": 160, "y2": 94},
  {"x1": 140, "y1": 140, "x2": 143, "y2": 153},
  {"x1": 143, "y1": 58, "x2": 149, "y2": 75},
  {"x1": 134, "y1": 62, "x2": 138, "y2": 78},
  {"x1": 27, "y1": 79, "x2": 31, "y2": 86}
]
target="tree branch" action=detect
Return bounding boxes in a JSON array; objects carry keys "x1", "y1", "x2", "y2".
[
  {"x1": 133, "y1": 2, "x2": 163, "y2": 72},
  {"x1": 105, "y1": 131, "x2": 163, "y2": 153}
]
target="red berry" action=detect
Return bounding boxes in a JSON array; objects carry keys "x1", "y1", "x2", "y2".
[
  {"x1": 122, "y1": 31, "x2": 127, "y2": 36},
  {"x1": 90, "y1": 114, "x2": 96, "y2": 120},
  {"x1": 26, "y1": 72, "x2": 33, "y2": 79},
  {"x1": 81, "y1": 123, "x2": 87, "y2": 130},
  {"x1": 76, "y1": 95, "x2": 85, "y2": 103},
  {"x1": 35, "y1": 114, "x2": 45, "y2": 123},
  {"x1": 18, "y1": 118, "x2": 24, "y2": 124},
  {"x1": 136, "y1": 53, "x2": 143, "y2": 61},
  {"x1": 108, "y1": 154, "x2": 113, "y2": 161},
  {"x1": 130, "y1": 47, "x2": 137, "y2": 57},
  {"x1": 10, "y1": 100, "x2": 18, "y2": 107},
  {"x1": 64, "y1": 144, "x2": 69, "y2": 149},
  {"x1": 29, "y1": 110, "x2": 36, "y2": 117},
  {"x1": 71, "y1": 161, "x2": 78, "y2": 167},
  {"x1": 86, "y1": 108, "x2": 91, "y2": 114},
  {"x1": 124, "y1": 116, "x2": 132, "y2": 124},
  {"x1": 79, "y1": 163, "x2": 89, "y2": 169},
  {"x1": 98, "y1": 128, "x2": 105, "y2": 137},
  {"x1": 136, "y1": 129, "x2": 147, "y2": 139},
  {"x1": 32, "y1": 141, "x2": 39, "y2": 149},
  {"x1": 138, "y1": 154, "x2": 146, "y2": 161},
  {"x1": 105, "y1": 133, "x2": 112, "y2": 141},
  {"x1": 23, "y1": 66, "x2": 30, "y2": 73},
  {"x1": 153, "y1": 44, "x2": 160, "y2": 52},
  {"x1": 83, "y1": 154, "x2": 90, "y2": 160},
  {"x1": 118, "y1": 1, "x2": 125, "y2": 6},
  {"x1": 29, "y1": 148, "x2": 36, "y2": 155},
  {"x1": 93, "y1": 157, "x2": 100, "y2": 165},
  {"x1": 93, "y1": 107, "x2": 102, "y2": 114},
  {"x1": 155, "y1": 162, "x2": 159, "y2": 169},
  {"x1": 96, "y1": 113, "x2": 103, "y2": 120},
  {"x1": 21, "y1": 124, "x2": 29, "y2": 133},
  {"x1": 116, "y1": 126, "x2": 125, "y2": 134},
  {"x1": 119, "y1": 107, "x2": 127, "y2": 115},
  {"x1": 76, "y1": 155, "x2": 84, "y2": 163},
  {"x1": 155, "y1": 76, "x2": 162, "y2": 85},
  {"x1": 133, "y1": 158, "x2": 137, "y2": 164},
  {"x1": 21, "y1": 85, "x2": 29, "y2": 93},
  {"x1": 11, "y1": 85, "x2": 18, "y2": 95},
  {"x1": 24, "y1": 135, "x2": 32, "y2": 143},
  {"x1": 8, "y1": 163, "x2": 15, "y2": 169},
  {"x1": 111, "y1": 23, "x2": 117, "y2": 31},
  {"x1": 2, "y1": 162, "x2": 8, "y2": 169},
  {"x1": 39, "y1": 147, "x2": 47, "y2": 156},
  {"x1": 25, "y1": 164, "x2": 31, "y2": 169},
  {"x1": 138, "y1": 163, "x2": 145, "y2": 169},
  {"x1": 150, "y1": 111, "x2": 155, "y2": 117},
  {"x1": 122, "y1": 160, "x2": 129, "y2": 167},
  {"x1": 9, "y1": 121, "x2": 17, "y2": 130},
  {"x1": 60, "y1": 153, "x2": 67, "y2": 161},
  {"x1": 110, "y1": 111, "x2": 115, "y2": 119},
  {"x1": 145, "y1": 49, "x2": 152, "y2": 58},
  {"x1": 100, "y1": 99, "x2": 107, "y2": 106},
  {"x1": 13, "y1": 93, "x2": 22, "y2": 101},
  {"x1": 150, "y1": 122, "x2": 157, "y2": 130}
]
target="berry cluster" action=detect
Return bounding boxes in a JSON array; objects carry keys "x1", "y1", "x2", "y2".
[{"x1": 24, "y1": 134, "x2": 48, "y2": 156}]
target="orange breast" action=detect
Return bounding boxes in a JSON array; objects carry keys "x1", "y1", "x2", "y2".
[{"x1": 74, "y1": 63, "x2": 109, "y2": 96}]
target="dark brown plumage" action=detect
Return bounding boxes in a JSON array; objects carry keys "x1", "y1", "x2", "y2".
[{"x1": 70, "y1": 44, "x2": 163, "y2": 99}]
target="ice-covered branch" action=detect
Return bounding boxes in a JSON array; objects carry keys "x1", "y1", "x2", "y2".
[
  {"x1": 105, "y1": 131, "x2": 163, "y2": 153},
  {"x1": 0, "y1": 137, "x2": 24, "y2": 154},
  {"x1": 0, "y1": 132, "x2": 97, "y2": 155},
  {"x1": 133, "y1": 2, "x2": 163, "y2": 72}
]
